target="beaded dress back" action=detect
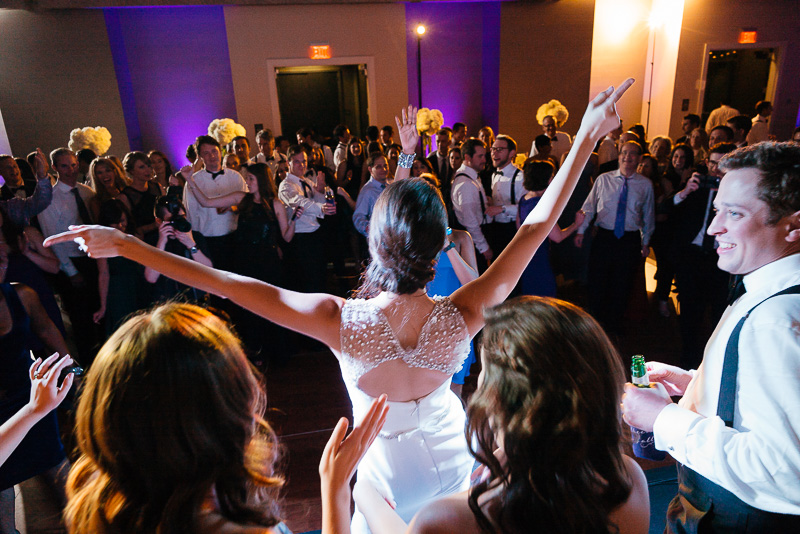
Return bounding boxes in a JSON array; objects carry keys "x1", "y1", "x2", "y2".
[{"x1": 339, "y1": 295, "x2": 471, "y2": 387}]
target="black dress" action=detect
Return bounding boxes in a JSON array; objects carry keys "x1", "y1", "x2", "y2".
[
  {"x1": 231, "y1": 196, "x2": 286, "y2": 360},
  {"x1": 233, "y1": 194, "x2": 281, "y2": 284},
  {"x1": 0, "y1": 283, "x2": 66, "y2": 490},
  {"x1": 122, "y1": 182, "x2": 161, "y2": 245}
]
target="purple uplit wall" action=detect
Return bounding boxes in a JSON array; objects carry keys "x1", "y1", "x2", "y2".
[
  {"x1": 405, "y1": 2, "x2": 501, "y2": 147},
  {"x1": 103, "y1": 6, "x2": 238, "y2": 167}
]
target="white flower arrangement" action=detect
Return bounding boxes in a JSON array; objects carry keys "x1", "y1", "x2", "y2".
[
  {"x1": 416, "y1": 108, "x2": 444, "y2": 137},
  {"x1": 68, "y1": 126, "x2": 112, "y2": 155},
  {"x1": 536, "y1": 100, "x2": 569, "y2": 128},
  {"x1": 207, "y1": 118, "x2": 246, "y2": 147}
]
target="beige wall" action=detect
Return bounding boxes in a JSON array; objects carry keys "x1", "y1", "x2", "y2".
[
  {"x1": 499, "y1": 0, "x2": 596, "y2": 153},
  {"x1": 670, "y1": 0, "x2": 800, "y2": 141},
  {"x1": 224, "y1": 4, "x2": 408, "y2": 140},
  {"x1": 0, "y1": 9, "x2": 130, "y2": 158},
  {"x1": 589, "y1": 0, "x2": 650, "y2": 137}
]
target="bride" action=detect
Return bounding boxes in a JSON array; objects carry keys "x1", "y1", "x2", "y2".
[{"x1": 46, "y1": 79, "x2": 633, "y2": 532}]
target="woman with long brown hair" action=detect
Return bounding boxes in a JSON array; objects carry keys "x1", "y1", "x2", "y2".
[{"x1": 65, "y1": 303, "x2": 287, "y2": 533}]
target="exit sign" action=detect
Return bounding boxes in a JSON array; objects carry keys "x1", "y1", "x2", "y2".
[{"x1": 309, "y1": 45, "x2": 331, "y2": 59}]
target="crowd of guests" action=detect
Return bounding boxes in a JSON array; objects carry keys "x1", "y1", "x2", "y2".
[{"x1": 2, "y1": 80, "x2": 800, "y2": 533}]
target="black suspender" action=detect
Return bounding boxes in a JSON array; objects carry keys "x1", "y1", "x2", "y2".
[{"x1": 717, "y1": 284, "x2": 800, "y2": 427}]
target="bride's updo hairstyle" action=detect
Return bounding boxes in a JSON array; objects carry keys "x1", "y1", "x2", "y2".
[
  {"x1": 358, "y1": 178, "x2": 447, "y2": 297},
  {"x1": 65, "y1": 303, "x2": 283, "y2": 533},
  {"x1": 467, "y1": 297, "x2": 632, "y2": 534}
]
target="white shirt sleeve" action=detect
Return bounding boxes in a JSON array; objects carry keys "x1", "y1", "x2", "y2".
[{"x1": 654, "y1": 306, "x2": 800, "y2": 514}]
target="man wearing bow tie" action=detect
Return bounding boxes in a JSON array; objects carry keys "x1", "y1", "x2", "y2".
[
  {"x1": 485, "y1": 135, "x2": 523, "y2": 256},
  {"x1": 252, "y1": 129, "x2": 287, "y2": 179},
  {"x1": 530, "y1": 115, "x2": 572, "y2": 163},
  {"x1": 183, "y1": 135, "x2": 247, "y2": 272},
  {"x1": 623, "y1": 142, "x2": 800, "y2": 533}
]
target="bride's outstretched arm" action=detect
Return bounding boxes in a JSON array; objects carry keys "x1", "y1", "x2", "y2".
[
  {"x1": 43, "y1": 227, "x2": 345, "y2": 349},
  {"x1": 451, "y1": 78, "x2": 635, "y2": 336}
]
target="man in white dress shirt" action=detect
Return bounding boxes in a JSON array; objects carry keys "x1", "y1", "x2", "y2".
[
  {"x1": 705, "y1": 103, "x2": 740, "y2": 132},
  {"x1": 332, "y1": 124, "x2": 351, "y2": 169},
  {"x1": 452, "y1": 138, "x2": 492, "y2": 271},
  {"x1": 485, "y1": 135, "x2": 523, "y2": 256},
  {"x1": 746, "y1": 101, "x2": 772, "y2": 145},
  {"x1": 623, "y1": 142, "x2": 800, "y2": 532},
  {"x1": 278, "y1": 145, "x2": 335, "y2": 293},
  {"x1": 183, "y1": 135, "x2": 247, "y2": 272},
  {"x1": 576, "y1": 141, "x2": 654, "y2": 334},
  {"x1": 38, "y1": 148, "x2": 101, "y2": 361},
  {"x1": 530, "y1": 115, "x2": 572, "y2": 163}
]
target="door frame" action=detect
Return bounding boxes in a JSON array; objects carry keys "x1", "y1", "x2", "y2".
[
  {"x1": 695, "y1": 41, "x2": 786, "y2": 116},
  {"x1": 266, "y1": 56, "x2": 376, "y2": 138}
]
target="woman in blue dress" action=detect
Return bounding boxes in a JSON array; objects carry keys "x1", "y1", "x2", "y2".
[
  {"x1": 517, "y1": 160, "x2": 585, "y2": 297},
  {"x1": 423, "y1": 172, "x2": 480, "y2": 397}
]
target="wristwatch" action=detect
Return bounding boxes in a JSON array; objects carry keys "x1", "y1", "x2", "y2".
[{"x1": 189, "y1": 245, "x2": 199, "y2": 255}]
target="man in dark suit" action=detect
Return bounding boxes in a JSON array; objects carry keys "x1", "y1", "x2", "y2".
[
  {"x1": 428, "y1": 127, "x2": 453, "y2": 194},
  {"x1": 671, "y1": 142, "x2": 737, "y2": 369}
]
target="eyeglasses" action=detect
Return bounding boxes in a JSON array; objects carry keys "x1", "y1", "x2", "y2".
[
  {"x1": 490, "y1": 146, "x2": 508, "y2": 152},
  {"x1": 708, "y1": 159, "x2": 721, "y2": 168}
]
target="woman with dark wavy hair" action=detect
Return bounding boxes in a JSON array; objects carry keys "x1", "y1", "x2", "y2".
[
  {"x1": 64, "y1": 303, "x2": 288, "y2": 533},
  {"x1": 46, "y1": 79, "x2": 635, "y2": 533}
]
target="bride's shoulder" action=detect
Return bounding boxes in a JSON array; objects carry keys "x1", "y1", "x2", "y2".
[
  {"x1": 408, "y1": 491, "x2": 481, "y2": 534},
  {"x1": 608, "y1": 455, "x2": 650, "y2": 534}
]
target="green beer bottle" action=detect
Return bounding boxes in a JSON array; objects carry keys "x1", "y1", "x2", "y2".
[{"x1": 629, "y1": 355, "x2": 666, "y2": 460}]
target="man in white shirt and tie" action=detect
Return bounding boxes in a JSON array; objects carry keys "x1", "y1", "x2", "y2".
[
  {"x1": 485, "y1": 135, "x2": 523, "y2": 256},
  {"x1": 37, "y1": 147, "x2": 101, "y2": 361},
  {"x1": 278, "y1": 145, "x2": 335, "y2": 293},
  {"x1": 575, "y1": 141, "x2": 654, "y2": 334},
  {"x1": 452, "y1": 138, "x2": 492, "y2": 271},
  {"x1": 623, "y1": 142, "x2": 800, "y2": 533}
]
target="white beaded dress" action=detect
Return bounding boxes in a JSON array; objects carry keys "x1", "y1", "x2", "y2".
[{"x1": 339, "y1": 295, "x2": 474, "y2": 533}]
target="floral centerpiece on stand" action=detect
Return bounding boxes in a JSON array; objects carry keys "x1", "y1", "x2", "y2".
[
  {"x1": 416, "y1": 108, "x2": 444, "y2": 155},
  {"x1": 68, "y1": 126, "x2": 112, "y2": 155},
  {"x1": 207, "y1": 119, "x2": 247, "y2": 152}
]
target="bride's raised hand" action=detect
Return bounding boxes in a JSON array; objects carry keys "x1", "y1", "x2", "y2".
[
  {"x1": 395, "y1": 105, "x2": 420, "y2": 155},
  {"x1": 43, "y1": 225, "x2": 127, "y2": 259},
  {"x1": 578, "y1": 78, "x2": 635, "y2": 142}
]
